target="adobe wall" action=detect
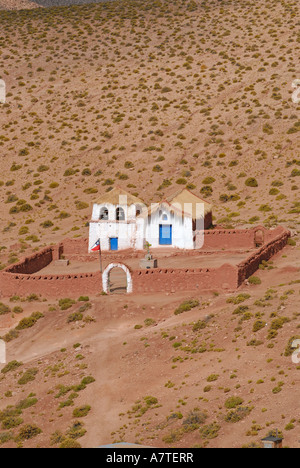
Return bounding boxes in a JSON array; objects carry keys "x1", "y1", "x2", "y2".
[
  {"x1": 237, "y1": 226, "x2": 290, "y2": 285},
  {"x1": 132, "y1": 263, "x2": 238, "y2": 293},
  {"x1": 197, "y1": 226, "x2": 264, "y2": 250},
  {"x1": 0, "y1": 226, "x2": 290, "y2": 299},
  {"x1": 0, "y1": 271, "x2": 102, "y2": 298},
  {"x1": 4, "y1": 247, "x2": 54, "y2": 275},
  {"x1": 60, "y1": 238, "x2": 88, "y2": 256}
]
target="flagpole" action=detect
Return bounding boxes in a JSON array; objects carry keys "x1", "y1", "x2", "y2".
[{"x1": 99, "y1": 237, "x2": 103, "y2": 274}]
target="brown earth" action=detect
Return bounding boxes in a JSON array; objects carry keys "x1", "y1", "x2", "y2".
[
  {"x1": 0, "y1": 0, "x2": 39, "y2": 9},
  {"x1": 0, "y1": 0, "x2": 299, "y2": 449},
  {"x1": 0, "y1": 242, "x2": 299, "y2": 448}
]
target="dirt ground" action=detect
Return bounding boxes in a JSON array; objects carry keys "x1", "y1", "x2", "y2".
[
  {"x1": 0, "y1": 0, "x2": 299, "y2": 449},
  {"x1": 0, "y1": 243, "x2": 299, "y2": 448},
  {"x1": 38, "y1": 249, "x2": 251, "y2": 275}
]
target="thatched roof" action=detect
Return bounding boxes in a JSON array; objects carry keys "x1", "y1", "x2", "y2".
[
  {"x1": 147, "y1": 189, "x2": 212, "y2": 219},
  {"x1": 95, "y1": 187, "x2": 145, "y2": 206},
  {"x1": 94, "y1": 187, "x2": 212, "y2": 219}
]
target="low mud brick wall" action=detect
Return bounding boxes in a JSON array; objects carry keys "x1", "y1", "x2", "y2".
[
  {"x1": 4, "y1": 247, "x2": 54, "y2": 275},
  {"x1": 0, "y1": 271, "x2": 102, "y2": 298},
  {"x1": 132, "y1": 263, "x2": 238, "y2": 293},
  {"x1": 237, "y1": 227, "x2": 290, "y2": 285}
]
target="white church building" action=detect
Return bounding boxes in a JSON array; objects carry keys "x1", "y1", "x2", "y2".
[{"x1": 89, "y1": 187, "x2": 213, "y2": 252}]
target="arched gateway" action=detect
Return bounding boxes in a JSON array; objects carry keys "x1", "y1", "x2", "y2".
[{"x1": 102, "y1": 263, "x2": 133, "y2": 294}]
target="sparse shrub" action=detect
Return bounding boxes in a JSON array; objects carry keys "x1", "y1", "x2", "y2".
[
  {"x1": 67, "y1": 312, "x2": 83, "y2": 323},
  {"x1": 245, "y1": 178, "x2": 258, "y2": 187},
  {"x1": 59, "y1": 298, "x2": 75, "y2": 311},
  {"x1": 0, "y1": 303, "x2": 10, "y2": 315},
  {"x1": 60, "y1": 438, "x2": 82, "y2": 448},
  {"x1": 1, "y1": 360, "x2": 22, "y2": 374},
  {"x1": 253, "y1": 320, "x2": 266, "y2": 332},
  {"x1": 199, "y1": 423, "x2": 220, "y2": 439},
  {"x1": 183, "y1": 410, "x2": 207, "y2": 432},
  {"x1": 248, "y1": 276, "x2": 261, "y2": 285},
  {"x1": 225, "y1": 396, "x2": 244, "y2": 409},
  {"x1": 174, "y1": 299, "x2": 199, "y2": 315},
  {"x1": 17, "y1": 368, "x2": 38, "y2": 386},
  {"x1": 72, "y1": 405, "x2": 91, "y2": 418},
  {"x1": 15, "y1": 312, "x2": 44, "y2": 330},
  {"x1": 17, "y1": 424, "x2": 42, "y2": 440},
  {"x1": 225, "y1": 407, "x2": 252, "y2": 423}
]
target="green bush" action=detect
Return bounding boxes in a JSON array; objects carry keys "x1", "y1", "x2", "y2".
[
  {"x1": 245, "y1": 178, "x2": 258, "y2": 187},
  {"x1": 81, "y1": 376, "x2": 95, "y2": 386},
  {"x1": 18, "y1": 424, "x2": 42, "y2": 440},
  {"x1": 78, "y1": 296, "x2": 89, "y2": 302},
  {"x1": 15, "y1": 312, "x2": 44, "y2": 330},
  {"x1": 1, "y1": 360, "x2": 22, "y2": 374},
  {"x1": 60, "y1": 438, "x2": 82, "y2": 448},
  {"x1": 1, "y1": 416, "x2": 23, "y2": 430},
  {"x1": 0, "y1": 432, "x2": 13, "y2": 445},
  {"x1": 225, "y1": 407, "x2": 252, "y2": 423},
  {"x1": 192, "y1": 320, "x2": 207, "y2": 332},
  {"x1": 199, "y1": 423, "x2": 220, "y2": 439},
  {"x1": 182, "y1": 410, "x2": 207, "y2": 432},
  {"x1": 0, "y1": 303, "x2": 10, "y2": 315},
  {"x1": 284, "y1": 336, "x2": 300, "y2": 356},
  {"x1": 253, "y1": 320, "x2": 266, "y2": 332},
  {"x1": 72, "y1": 405, "x2": 91, "y2": 418},
  {"x1": 67, "y1": 312, "x2": 83, "y2": 323},
  {"x1": 17, "y1": 368, "x2": 38, "y2": 386},
  {"x1": 67, "y1": 421, "x2": 86, "y2": 440},
  {"x1": 59, "y1": 298, "x2": 75, "y2": 311},
  {"x1": 225, "y1": 396, "x2": 244, "y2": 409},
  {"x1": 16, "y1": 397, "x2": 38, "y2": 410},
  {"x1": 248, "y1": 276, "x2": 261, "y2": 285},
  {"x1": 174, "y1": 299, "x2": 199, "y2": 315}
]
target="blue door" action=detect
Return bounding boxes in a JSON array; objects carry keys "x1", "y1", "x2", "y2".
[
  {"x1": 110, "y1": 237, "x2": 118, "y2": 251},
  {"x1": 159, "y1": 224, "x2": 172, "y2": 245}
]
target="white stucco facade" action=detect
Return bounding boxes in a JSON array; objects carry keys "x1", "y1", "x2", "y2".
[
  {"x1": 89, "y1": 201, "x2": 145, "y2": 251},
  {"x1": 88, "y1": 188, "x2": 212, "y2": 253},
  {"x1": 89, "y1": 202, "x2": 204, "y2": 252}
]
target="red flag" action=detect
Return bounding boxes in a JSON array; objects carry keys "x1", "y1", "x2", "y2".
[{"x1": 91, "y1": 239, "x2": 100, "y2": 252}]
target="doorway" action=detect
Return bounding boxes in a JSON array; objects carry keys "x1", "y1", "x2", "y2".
[
  {"x1": 102, "y1": 263, "x2": 133, "y2": 294},
  {"x1": 110, "y1": 237, "x2": 119, "y2": 251},
  {"x1": 108, "y1": 267, "x2": 127, "y2": 294},
  {"x1": 159, "y1": 224, "x2": 172, "y2": 245}
]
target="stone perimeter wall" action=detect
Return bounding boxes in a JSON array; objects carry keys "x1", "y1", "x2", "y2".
[{"x1": 0, "y1": 226, "x2": 290, "y2": 298}]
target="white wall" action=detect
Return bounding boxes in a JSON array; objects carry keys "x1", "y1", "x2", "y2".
[
  {"x1": 89, "y1": 202, "x2": 145, "y2": 251},
  {"x1": 91, "y1": 203, "x2": 140, "y2": 222},
  {"x1": 144, "y1": 208, "x2": 194, "y2": 249},
  {"x1": 89, "y1": 204, "x2": 196, "y2": 252}
]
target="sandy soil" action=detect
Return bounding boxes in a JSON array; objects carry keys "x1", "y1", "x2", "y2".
[
  {"x1": 38, "y1": 250, "x2": 251, "y2": 274},
  {"x1": 0, "y1": 0, "x2": 299, "y2": 263},
  {"x1": 0, "y1": 0, "x2": 39, "y2": 9},
  {"x1": 0, "y1": 243, "x2": 299, "y2": 448}
]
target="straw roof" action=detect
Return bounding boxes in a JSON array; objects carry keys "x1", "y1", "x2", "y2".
[
  {"x1": 147, "y1": 189, "x2": 212, "y2": 219},
  {"x1": 95, "y1": 187, "x2": 145, "y2": 206},
  {"x1": 94, "y1": 187, "x2": 212, "y2": 219}
]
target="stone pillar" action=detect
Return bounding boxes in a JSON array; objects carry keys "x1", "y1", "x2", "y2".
[{"x1": 52, "y1": 244, "x2": 63, "y2": 261}]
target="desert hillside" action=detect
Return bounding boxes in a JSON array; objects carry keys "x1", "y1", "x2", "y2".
[
  {"x1": 0, "y1": 0, "x2": 39, "y2": 10},
  {"x1": 0, "y1": 0, "x2": 299, "y2": 261},
  {"x1": 0, "y1": 0, "x2": 299, "y2": 449},
  {"x1": 0, "y1": 244, "x2": 299, "y2": 448}
]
